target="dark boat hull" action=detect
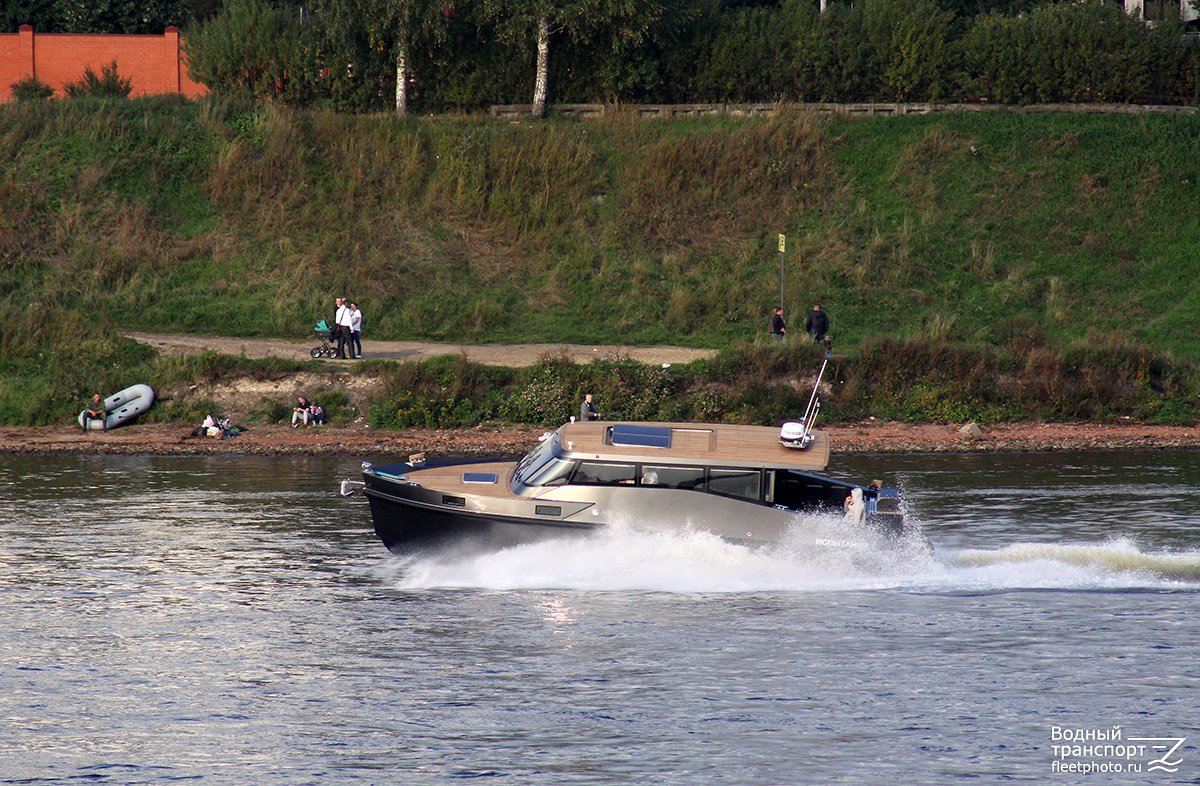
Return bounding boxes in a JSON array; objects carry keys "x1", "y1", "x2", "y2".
[{"x1": 364, "y1": 482, "x2": 596, "y2": 553}]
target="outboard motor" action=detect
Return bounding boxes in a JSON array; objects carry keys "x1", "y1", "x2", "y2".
[{"x1": 869, "y1": 489, "x2": 906, "y2": 536}]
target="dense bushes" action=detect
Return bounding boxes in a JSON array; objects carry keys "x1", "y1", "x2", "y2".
[
  {"x1": 958, "y1": 2, "x2": 1188, "y2": 104},
  {"x1": 177, "y1": 0, "x2": 1198, "y2": 112},
  {"x1": 795, "y1": 0, "x2": 957, "y2": 102},
  {"x1": 364, "y1": 338, "x2": 1200, "y2": 430}
]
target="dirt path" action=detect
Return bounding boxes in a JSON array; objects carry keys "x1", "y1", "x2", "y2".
[{"x1": 123, "y1": 331, "x2": 717, "y2": 367}]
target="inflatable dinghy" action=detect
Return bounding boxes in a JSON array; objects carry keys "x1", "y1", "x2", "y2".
[{"x1": 78, "y1": 384, "x2": 156, "y2": 431}]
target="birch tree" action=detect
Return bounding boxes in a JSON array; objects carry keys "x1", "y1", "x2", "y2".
[
  {"x1": 481, "y1": 0, "x2": 668, "y2": 117},
  {"x1": 312, "y1": 0, "x2": 447, "y2": 115}
]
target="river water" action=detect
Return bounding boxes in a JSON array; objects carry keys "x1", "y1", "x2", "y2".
[{"x1": 2, "y1": 450, "x2": 1198, "y2": 784}]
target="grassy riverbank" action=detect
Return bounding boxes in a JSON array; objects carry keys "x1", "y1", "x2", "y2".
[{"x1": 3, "y1": 98, "x2": 1200, "y2": 427}]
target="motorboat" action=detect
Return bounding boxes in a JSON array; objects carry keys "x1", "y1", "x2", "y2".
[{"x1": 354, "y1": 418, "x2": 905, "y2": 554}]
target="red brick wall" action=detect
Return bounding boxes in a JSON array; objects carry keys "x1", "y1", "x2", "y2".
[{"x1": 0, "y1": 25, "x2": 208, "y2": 102}]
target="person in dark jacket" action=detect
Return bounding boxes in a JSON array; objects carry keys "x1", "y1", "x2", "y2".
[
  {"x1": 769, "y1": 307, "x2": 786, "y2": 342},
  {"x1": 580, "y1": 393, "x2": 600, "y2": 421},
  {"x1": 805, "y1": 305, "x2": 829, "y2": 342}
]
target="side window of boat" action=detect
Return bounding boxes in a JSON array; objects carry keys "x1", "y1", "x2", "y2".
[
  {"x1": 640, "y1": 465, "x2": 705, "y2": 490},
  {"x1": 572, "y1": 462, "x2": 637, "y2": 486},
  {"x1": 707, "y1": 468, "x2": 762, "y2": 501}
]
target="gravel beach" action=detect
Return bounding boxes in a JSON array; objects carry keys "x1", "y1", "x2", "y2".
[{"x1": 5, "y1": 420, "x2": 1198, "y2": 459}]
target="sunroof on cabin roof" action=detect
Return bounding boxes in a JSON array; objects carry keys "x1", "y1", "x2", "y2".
[{"x1": 609, "y1": 424, "x2": 672, "y2": 448}]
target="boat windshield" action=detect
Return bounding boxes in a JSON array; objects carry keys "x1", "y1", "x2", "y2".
[
  {"x1": 512, "y1": 434, "x2": 564, "y2": 489},
  {"x1": 525, "y1": 458, "x2": 575, "y2": 487}
]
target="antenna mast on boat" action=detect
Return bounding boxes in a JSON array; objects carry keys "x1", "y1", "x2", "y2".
[
  {"x1": 779, "y1": 357, "x2": 829, "y2": 450},
  {"x1": 801, "y1": 357, "x2": 828, "y2": 434}
]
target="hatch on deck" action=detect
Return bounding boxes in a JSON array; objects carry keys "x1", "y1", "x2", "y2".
[{"x1": 608, "y1": 424, "x2": 672, "y2": 449}]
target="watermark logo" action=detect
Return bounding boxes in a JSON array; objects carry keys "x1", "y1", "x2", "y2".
[
  {"x1": 1051, "y1": 726, "x2": 1187, "y2": 775},
  {"x1": 1127, "y1": 737, "x2": 1187, "y2": 773}
]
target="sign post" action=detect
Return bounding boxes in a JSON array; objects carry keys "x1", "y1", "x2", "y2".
[{"x1": 777, "y1": 233, "x2": 786, "y2": 310}]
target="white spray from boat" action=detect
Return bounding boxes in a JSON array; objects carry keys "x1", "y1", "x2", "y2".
[{"x1": 376, "y1": 515, "x2": 1200, "y2": 593}]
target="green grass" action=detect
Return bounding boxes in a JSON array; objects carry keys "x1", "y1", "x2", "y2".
[{"x1": 3, "y1": 98, "x2": 1200, "y2": 427}]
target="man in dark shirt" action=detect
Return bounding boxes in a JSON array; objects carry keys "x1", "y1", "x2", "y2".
[
  {"x1": 769, "y1": 307, "x2": 786, "y2": 342},
  {"x1": 805, "y1": 304, "x2": 829, "y2": 342}
]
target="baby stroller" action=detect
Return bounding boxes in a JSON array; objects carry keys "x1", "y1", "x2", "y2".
[{"x1": 311, "y1": 319, "x2": 337, "y2": 359}]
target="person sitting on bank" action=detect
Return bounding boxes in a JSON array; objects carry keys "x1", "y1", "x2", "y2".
[
  {"x1": 580, "y1": 393, "x2": 600, "y2": 422},
  {"x1": 83, "y1": 393, "x2": 108, "y2": 430},
  {"x1": 292, "y1": 396, "x2": 313, "y2": 428}
]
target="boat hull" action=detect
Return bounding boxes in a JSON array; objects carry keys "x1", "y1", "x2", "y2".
[
  {"x1": 364, "y1": 478, "x2": 597, "y2": 552},
  {"x1": 362, "y1": 464, "x2": 902, "y2": 554}
]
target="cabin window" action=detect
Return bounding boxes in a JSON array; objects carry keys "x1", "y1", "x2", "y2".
[
  {"x1": 772, "y1": 469, "x2": 851, "y2": 513},
  {"x1": 571, "y1": 461, "x2": 637, "y2": 486},
  {"x1": 707, "y1": 468, "x2": 762, "y2": 501},
  {"x1": 640, "y1": 465, "x2": 705, "y2": 490},
  {"x1": 526, "y1": 458, "x2": 575, "y2": 487}
]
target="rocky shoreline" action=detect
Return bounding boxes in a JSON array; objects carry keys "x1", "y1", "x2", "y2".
[{"x1": 3, "y1": 421, "x2": 1198, "y2": 459}]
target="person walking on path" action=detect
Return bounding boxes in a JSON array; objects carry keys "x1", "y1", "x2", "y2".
[
  {"x1": 580, "y1": 393, "x2": 600, "y2": 422},
  {"x1": 769, "y1": 306, "x2": 786, "y2": 343},
  {"x1": 350, "y1": 302, "x2": 363, "y2": 359},
  {"x1": 805, "y1": 304, "x2": 829, "y2": 343}
]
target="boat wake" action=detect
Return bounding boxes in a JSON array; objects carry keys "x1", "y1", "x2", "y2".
[
  {"x1": 950, "y1": 538, "x2": 1200, "y2": 583},
  {"x1": 380, "y1": 522, "x2": 1200, "y2": 593}
]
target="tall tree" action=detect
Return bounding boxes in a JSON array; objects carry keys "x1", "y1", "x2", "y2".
[
  {"x1": 308, "y1": 0, "x2": 451, "y2": 115},
  {"x1": 480, "y1": 0, "x2": 670, "y2": 117}
]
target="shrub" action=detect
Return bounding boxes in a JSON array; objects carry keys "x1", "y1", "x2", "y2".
[
  {"x1": 183, "y1": 0, "x2": 313, "y2": 104},
  {"x1": 10, "y1": 75, "x2": 54, "y2": 102},
  {"x1": 64, "y1": 61, "x2": 133, "y2": 99}
]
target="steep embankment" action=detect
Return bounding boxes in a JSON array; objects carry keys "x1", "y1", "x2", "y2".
[
  {"x1": 5, "y1": 100, "x2": 1200, "y2": 352},
  {"x1": 3, "y1": 99, "x2": 1200, "y2": 428}
]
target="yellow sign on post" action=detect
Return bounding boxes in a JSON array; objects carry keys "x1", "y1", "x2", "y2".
[{"x1": 778, "y1": 233, "x2": 786, "y2": 253}]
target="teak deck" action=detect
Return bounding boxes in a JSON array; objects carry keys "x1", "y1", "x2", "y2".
[{"x1": 560, "y1": 421, "x2": 830, "y2": 470}]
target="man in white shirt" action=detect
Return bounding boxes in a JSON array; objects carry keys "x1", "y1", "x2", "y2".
[{"x1": 334, "y1": 296, "x2": 356, "y2": 359}]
